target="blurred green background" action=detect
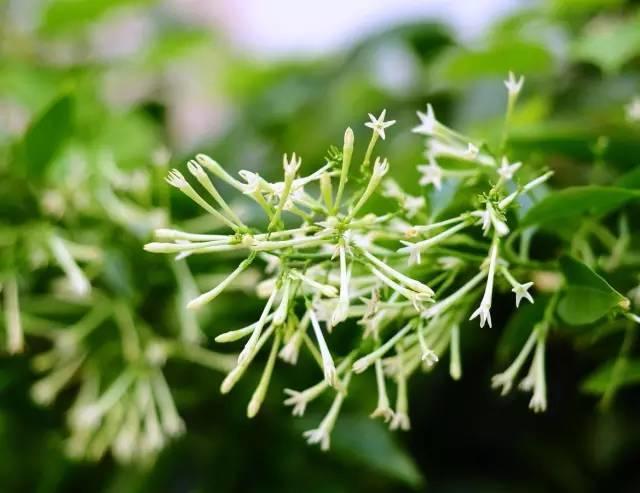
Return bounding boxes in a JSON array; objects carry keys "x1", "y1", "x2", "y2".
[{"x1": 2, "y1": 0, "x2": 640, "y2": 492}]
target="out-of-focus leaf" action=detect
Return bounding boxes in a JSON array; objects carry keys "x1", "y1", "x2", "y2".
[
  {"x1": 22, "y1": 94, "x2": 74, "y2": 179},
  {"x1": 41, "y1": 0, "x2": 156, "y2": 34},
  {"x1": 519, "y1": 186, "x2": 640, "y2": 227},
  {"x1": 143, "y1": 30, "x2": 212, "y2": 67},
  {"x1": 332, "y1": 416, "x2": 424, "y2": 489},
  {"x1": 557, "y1": 256, "x2": 628, "y2": 325},
  {"x1": 581, "y1": 359, "x2": 640, "y2": 394},
  {"x1": 615, "y1": 166, "x2": 640, "y2": 189},
  {"x1": 432, "y1": 41, "x2": 552, "y2": 83},
  {"x1": 572, "y1": 15, "x2": 640, "y2": 73}
]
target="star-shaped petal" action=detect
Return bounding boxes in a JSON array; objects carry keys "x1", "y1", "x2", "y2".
[
  {"x1": 512, "y1": 281, "x2": 534, "y2": 307},
  {"x1": 498, "y1": 156, "x2": 522, "y2": 181},
  {"x1": 412, "y1": 104, "x2": 437, "y2": 135},
  {"x1": 365, "y1": 109, "x2": 396, "y2": 140}
]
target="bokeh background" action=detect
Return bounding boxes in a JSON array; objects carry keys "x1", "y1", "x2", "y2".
[{"x1": 2, "y1": 0, "x2": 640, "y2": 492}]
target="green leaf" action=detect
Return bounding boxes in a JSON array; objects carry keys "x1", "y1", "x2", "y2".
[
  {"x1": 22, "y1": 94, "x2": 74, "y2": 178},
  {"x1": 433, "y1": 41, "x2": 552, "y2": 83},
  {"x1": 519, "y1": 186, "x2": 640, "y2": 228},
  {"x1": 572, "y1": 15, "x2": 640, "y2": 73},
  {"x1": 581, "y1": 359, "x2": 640, "y2": 394},
  {"x1": 331, "y1": 416, "x2": 424, "y2": 488},
  {"x1": 615, "y1": 166, "x2": 640, "y2": 189},
  {"x1": 557, "y1": 256, "x2": 628, "y2": 325},
  {"x1": 41, "y1": 0, "x2": 156, "y2": 34}
]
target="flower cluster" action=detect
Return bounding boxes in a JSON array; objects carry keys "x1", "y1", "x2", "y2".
[{"x1": 148, "y1": 74, "x2": 558, "y2": 450}]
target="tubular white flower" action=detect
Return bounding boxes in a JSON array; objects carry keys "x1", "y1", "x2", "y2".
[
  {"x1": 389, "y1": 362, "x2": 410, "y2": 431},
  {"x1": 368, "y1": 266, "x2": 429, "y2": 310},
  {"x1": 529, "y1": 336, "x2": 547, "y2": 413},
  {"x1": 504, "y1": 71, "x2": 525, "y2": 98},
  {"x1": 247, "y1": 333, "x2": 281, "y2": 418},
  {"x1": 422, "y1": 270, "x2": 486, "y2": 319},
  {"x1": 501, "y1": 266, "x2": 534, "y2": 307},
  {"x1": 331, "y1": 244, "x2": 351, "y2": 326},
  {"x1": 365, "y1": 109, "x2": 396, "y2": 140},
  {"x1": 370, "y1": 358, "x2": 394, "y2": 422},
  {"x1": 499, "y1": 170, "x2": 554, "y2": 209},
  {"x1": 221, "y1": 326, "x2": 275, "y2": 394},
  {"x1": 237, "y1": 288, "x2": 279, "y2": 365},
  {"x1": 303, "y1": 372, "x2": 351, "y2": 451},
  {"x1": 417, "y1": 322, "x2": 439, "y2": 367},
  {"x1": 417, "y1": 157, "x2": 442, "y2": 189},
  {"x1": 398, "y1": 220, "x2": 469, "y2": 255},
  {"x1": 491, "y1": 329, "x2": 538, "y2": 395},
  {"x1": 3, "y1": 274, "x2": 24, "y2": 354},
  {"x1": 49, "y1": 235, "x2": 91, "y2": 297},
  {"x1": 449, "y1": 324, "x2": 462, "y2": 380},
  {"x1": 497, "y1": 156, "x2": 522, "y2": 181},
  {"x1": 166, "y1": 169, "x2": 239, "y2": 230},
  {"x1": 469, "y1": 238, "x2": 499, "y2": 328},
  {"x1": 626, "y1": 96, "x2": 640, "y2": 122},
  {"x1": 360, "y1": 248, "x2": 433, "y2": 297},
  {"x1": 187, "y1": 256, "x2": 254, "y2": 310},
  {"x1": 309, "y1": 308, "x2": 338, "y2": 387},
  {"x1": 412, "y1": 103, "x2": 437, "y2": 135},
  {"x1": 291, "y1": 270, "x2": 338, "y2": 298},
  {"x1": 187, "y1": 159, "x2": 246, "y2": 229},
  {"x1": 352, "y1": 321, "x2": 414, "y2": 374},
  {"x1": 346, "y1": 158, "x2": 389, "y2": 220},
  {"x1": 272, "y1": 277, "x2": 292, "y2": 326}
]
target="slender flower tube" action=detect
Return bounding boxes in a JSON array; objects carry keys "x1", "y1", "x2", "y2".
[
  {"x1": 309, "y1": 308, "x2": 337, "y2": 387},
  {"x1": 187, "y1": 255, "x2": 255, "y2": 310},
  {"x1": 237, "y1": 287, "x2": 279, "y2": 365},
  {"x1": 470, "y1": 237, "x2": 499, "y2": 328},
  {"x1": 4, "y1": 274, "x2": 24, "y2": 354},
  {"x1": 247, "y1": 332, "x2": 282, "y2": 418},
  {"x1": 303, "y1": 372, "x2": 352, "y2": 451},
  {"x1": 49, "y1": 235, "x2": 91, "y2": 296},
  {"x1": 352, "y1": 321, "x2": 414, "y2": 374},
  {"x1": 331, "y1": 244, "x2": 351, "y2": 326}
]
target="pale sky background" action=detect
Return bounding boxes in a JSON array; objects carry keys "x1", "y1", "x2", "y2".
[{"x1": 176, "y1": 0, "x2": 528, "y2": 59}]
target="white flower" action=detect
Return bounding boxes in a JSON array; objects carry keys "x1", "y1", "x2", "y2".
[
  {"x1": 381, "y1": 178, "x2": 403, "y2": 199},
  {"x1": 474, "y1": 202, "x2": 509, "y2": 237},
  {"x1": 279, "y1": 330, "x2": 303, "y2": 364},
  {"x1": 421, "y1": 349, "x2": 439, "y2": 367},
  {"x1": 528, "y1": 337, "x2": 547, "y2": 413},
  {"x1": 464, "y1": 142, "x2": 479, "y2": 159},
  {"x1": 389, "y1": 411, "x2": 410, "y2": 431},
  {"x1": 404, "y1": 195, "x2": 425, "y2": 218},
  {"x1": 504, "y1": 71, "x2": 524, "y2": 98},
  {"x1": 370, "y1": 405, "x2": 395, "y2": 423},
  {"x1": 284, "y1": 389, "x2": 311, "y2": 416},
  {"x1": 331, "y1": 244, "x2": 351, "y2": 327},
  {"x1": 165, "y1": 169, "x2": 188, "y2": 189},
  {"x1": 512, "y1": 281, "x2": 534, "y2": 307},
  {"x1": 283, "y1": 152, "x2": 302, "y2": 176},
  {"x1": 238, "y1": 170, "x2": 264, "y2": 194},
  {"x1": 498, "y1": 156, "x2": 522, "y2": 181},
  {"x1": 469, "y1": 301, "x2": 492, "y2": 328},
  {"x1": 365, "y1": 109, "x2": 396, "y2": 140},
  {"x1": 417, "y1": 158, "x2": 442, "y2": 189},
  {"x1": 372, "y1": 157, "x2": 390, "y2": 178},
  {"x1": 491, "y1": 329, "x2": 538, "y2": 395},
  {"x1": 413, "y1": 104, "x2": 437, "y2": 135},
  {"x1": 403, "y1": 242, "x2": 421, "y2": 266},
  {"x1": 303, "y1": 425, "x2": 331, "y2": 451},
  {"x1": 626, "y1": 97, "x2": 640, "y2": 122},
  {"x1": 309, "y1": 309, "x2": 338, "y2": 387}
]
